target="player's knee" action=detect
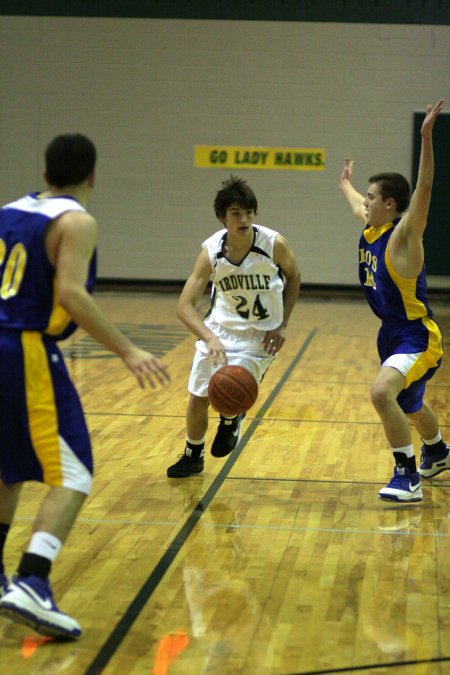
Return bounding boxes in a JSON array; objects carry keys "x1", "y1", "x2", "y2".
[{"x1": 370, "y1": 381, "x2": 391, "y2": 411}]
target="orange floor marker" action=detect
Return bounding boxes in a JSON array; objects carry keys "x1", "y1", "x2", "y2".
[
  {"x1": 151, "y1": 631, "x2": 190, "y2": 675},
  {"x1": 22, "y1": 635, "x2": 54, "y2": 659}
]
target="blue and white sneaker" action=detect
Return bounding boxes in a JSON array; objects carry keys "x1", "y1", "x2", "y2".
[
  {"x1": 0, "y1": 575, "x2": 82, "y2": 639},
  {"x1": 419, "y1": 445, "x2": 450, "y2": 478},
  {"x1": 378, "y1": 466, "x2": 423, "y2": 502},
  {"x1": 0, "y1": 573, "x2": 8, "y2": 598}
]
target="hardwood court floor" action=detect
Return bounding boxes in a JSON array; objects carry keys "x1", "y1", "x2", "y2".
[{"x1": 0, "y1": 288, "x2": 449, "y2": 675}]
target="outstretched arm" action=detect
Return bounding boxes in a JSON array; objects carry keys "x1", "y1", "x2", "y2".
[
  {"x1": 338, "y1": 158, "x2": 367, "y2": 224},
  {"x1": 54, "y1": 213, "x2": 170, "y2": 388},
  {"x1": 400, "y1": 98, "x2": 444, "y2": 239}
]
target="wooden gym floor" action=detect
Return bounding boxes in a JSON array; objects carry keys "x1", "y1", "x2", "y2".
[{"x1": 0, "y1": 287, "x2": 449, "y2": 675}]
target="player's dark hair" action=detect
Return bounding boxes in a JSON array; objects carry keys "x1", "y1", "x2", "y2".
[
  {"x1": 368, "y1": 172, "x2": 411, "y2": 214},
  {"x1": 45, "y1": 133, "x2": 97, "y2": 188},
  {"x1": 213, "y1": 175, "x2": 258, "y2": 221}
]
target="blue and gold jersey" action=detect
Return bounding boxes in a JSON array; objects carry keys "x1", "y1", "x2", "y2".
[
  {"x1": 358, "y1": 218, "x2": 443, "y2": 400},
  {"x1": 358, "y1": 219, "x2": 433, "y2": 324},
  {"x1": 0, "y1": 193, "x2": 96, "y2": 340}
]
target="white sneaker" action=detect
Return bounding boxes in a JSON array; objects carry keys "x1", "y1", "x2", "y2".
[
  {"x1": 0, "y1": 575, "x2": 82, "y2": 639},
  {"x1": 419, "y1": 445, "x2": 450, "y2": 478},
  {"x1": 378, "y1": 466, "x2": 423, "y2": 502}
]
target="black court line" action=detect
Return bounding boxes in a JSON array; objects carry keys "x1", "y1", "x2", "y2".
[
  {"x1": 83, "y1": 328, "x2": 318, "y2": 675},
  {"x1": 285, "y1": 653, "x2": 450, "y2": 674}
]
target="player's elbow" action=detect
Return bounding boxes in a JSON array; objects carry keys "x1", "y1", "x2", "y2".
[
  {"x1": 176, "y1": 299, "x2": 190, "y2": 323},
  {"x1": 57, "y1": 282, "x2": 86, "y2": 314},
  {"x1": 285, "y1": 269, "x2": 301, "y2": 294},
  {"x1": 292, "y1": 269, "x2": 301, "y2": 290}
]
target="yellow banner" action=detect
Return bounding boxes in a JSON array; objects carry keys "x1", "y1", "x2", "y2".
[{"x1": 194, "y1": 145, "x2": 325, "y2": 171}]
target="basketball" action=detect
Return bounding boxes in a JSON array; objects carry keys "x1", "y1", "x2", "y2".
[{"x1": 208, "y1": 365, "x2": 258, "y2": 416}]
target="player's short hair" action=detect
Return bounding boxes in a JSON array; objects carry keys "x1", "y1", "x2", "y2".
[
  {"x1": 45, "y1": 133, "x2": 97, "y2": 188},
  {"x1": 368, "y1": 172, "x2": 411, "y2": 214},
  {"x1": 213, "y1": 175, "x2": 258, "y2": 221}
]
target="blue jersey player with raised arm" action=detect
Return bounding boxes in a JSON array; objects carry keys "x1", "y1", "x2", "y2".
[
  {"x1": 339, "y1": 98, "x2": 448, "y2": 503},
  {"x1": 0, "y1": 133, "x2": 170, "y2": 639}
]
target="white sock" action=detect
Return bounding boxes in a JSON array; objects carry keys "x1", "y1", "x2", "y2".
[
  {"x1": 28, "y1": 532, "x2": 62, "y2": 563},
  {"x1": 392, "y1": 444, "x2": 414, "y2": 457},
  {"x1": 186, "y1": 436, "x2": 205, "y2": 445},
  {"x1": 422, "y1": 432, "x2": 442, "y2": 445}
]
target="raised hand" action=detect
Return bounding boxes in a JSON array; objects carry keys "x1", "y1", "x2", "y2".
[
  {"x1": 340, "y1": 157, "x2": 354, "y2": 183},
  {"x1": 421, "y1": 98, "x2": 444, "y2": 136}
]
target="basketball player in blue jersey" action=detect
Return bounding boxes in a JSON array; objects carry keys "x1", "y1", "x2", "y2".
[
  {"x1": 0, "y1": 133, "x2": 170, "y2": 638},
  {"x1": 167, "y1": 176, "x2": 301, "y2": 478},
  {"x1": 339, "y1": 98, "x2": 448, "y2": 503}
]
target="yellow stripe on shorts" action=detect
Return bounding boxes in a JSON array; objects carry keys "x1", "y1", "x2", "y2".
[
  {"x1": 405, "y1": 317, "x2": 443, "y2": 388},
  {"x1": 21, "y1": 331, "x2": 63, "y2": 486}
]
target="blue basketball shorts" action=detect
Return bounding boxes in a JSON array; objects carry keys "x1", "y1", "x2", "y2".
[
  {"x1": 0, "y1": 330, "x2": 93, "y2": 493},
  {"x1": 377, "y1": 318, "x2": 443, "y2": 414}
]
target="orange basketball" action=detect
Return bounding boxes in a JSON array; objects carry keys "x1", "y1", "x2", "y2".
[{"x1": 208, "y1": 365, "x2": 258, "y2": 416}]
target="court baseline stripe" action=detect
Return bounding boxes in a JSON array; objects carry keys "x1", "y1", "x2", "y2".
[
  {"x1": 83, "y1": 327, "x2": 318, "y2": 675},
  {"x1": 285, "y1": 653, "x2": 450, "y2": 674}
]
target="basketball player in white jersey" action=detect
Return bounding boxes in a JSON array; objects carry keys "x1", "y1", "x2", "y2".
[{"x1": 168, "y1": 176, "x2": 301, "y2": 477}]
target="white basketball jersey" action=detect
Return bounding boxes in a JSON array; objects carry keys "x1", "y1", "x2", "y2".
[{"x1": 203, "y1": 224, "x2": 284, "y2": 331}]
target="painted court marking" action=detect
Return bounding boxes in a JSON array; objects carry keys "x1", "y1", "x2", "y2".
[{"x1": 83, "y1": 329, "x2": 318, "y2": 674}]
